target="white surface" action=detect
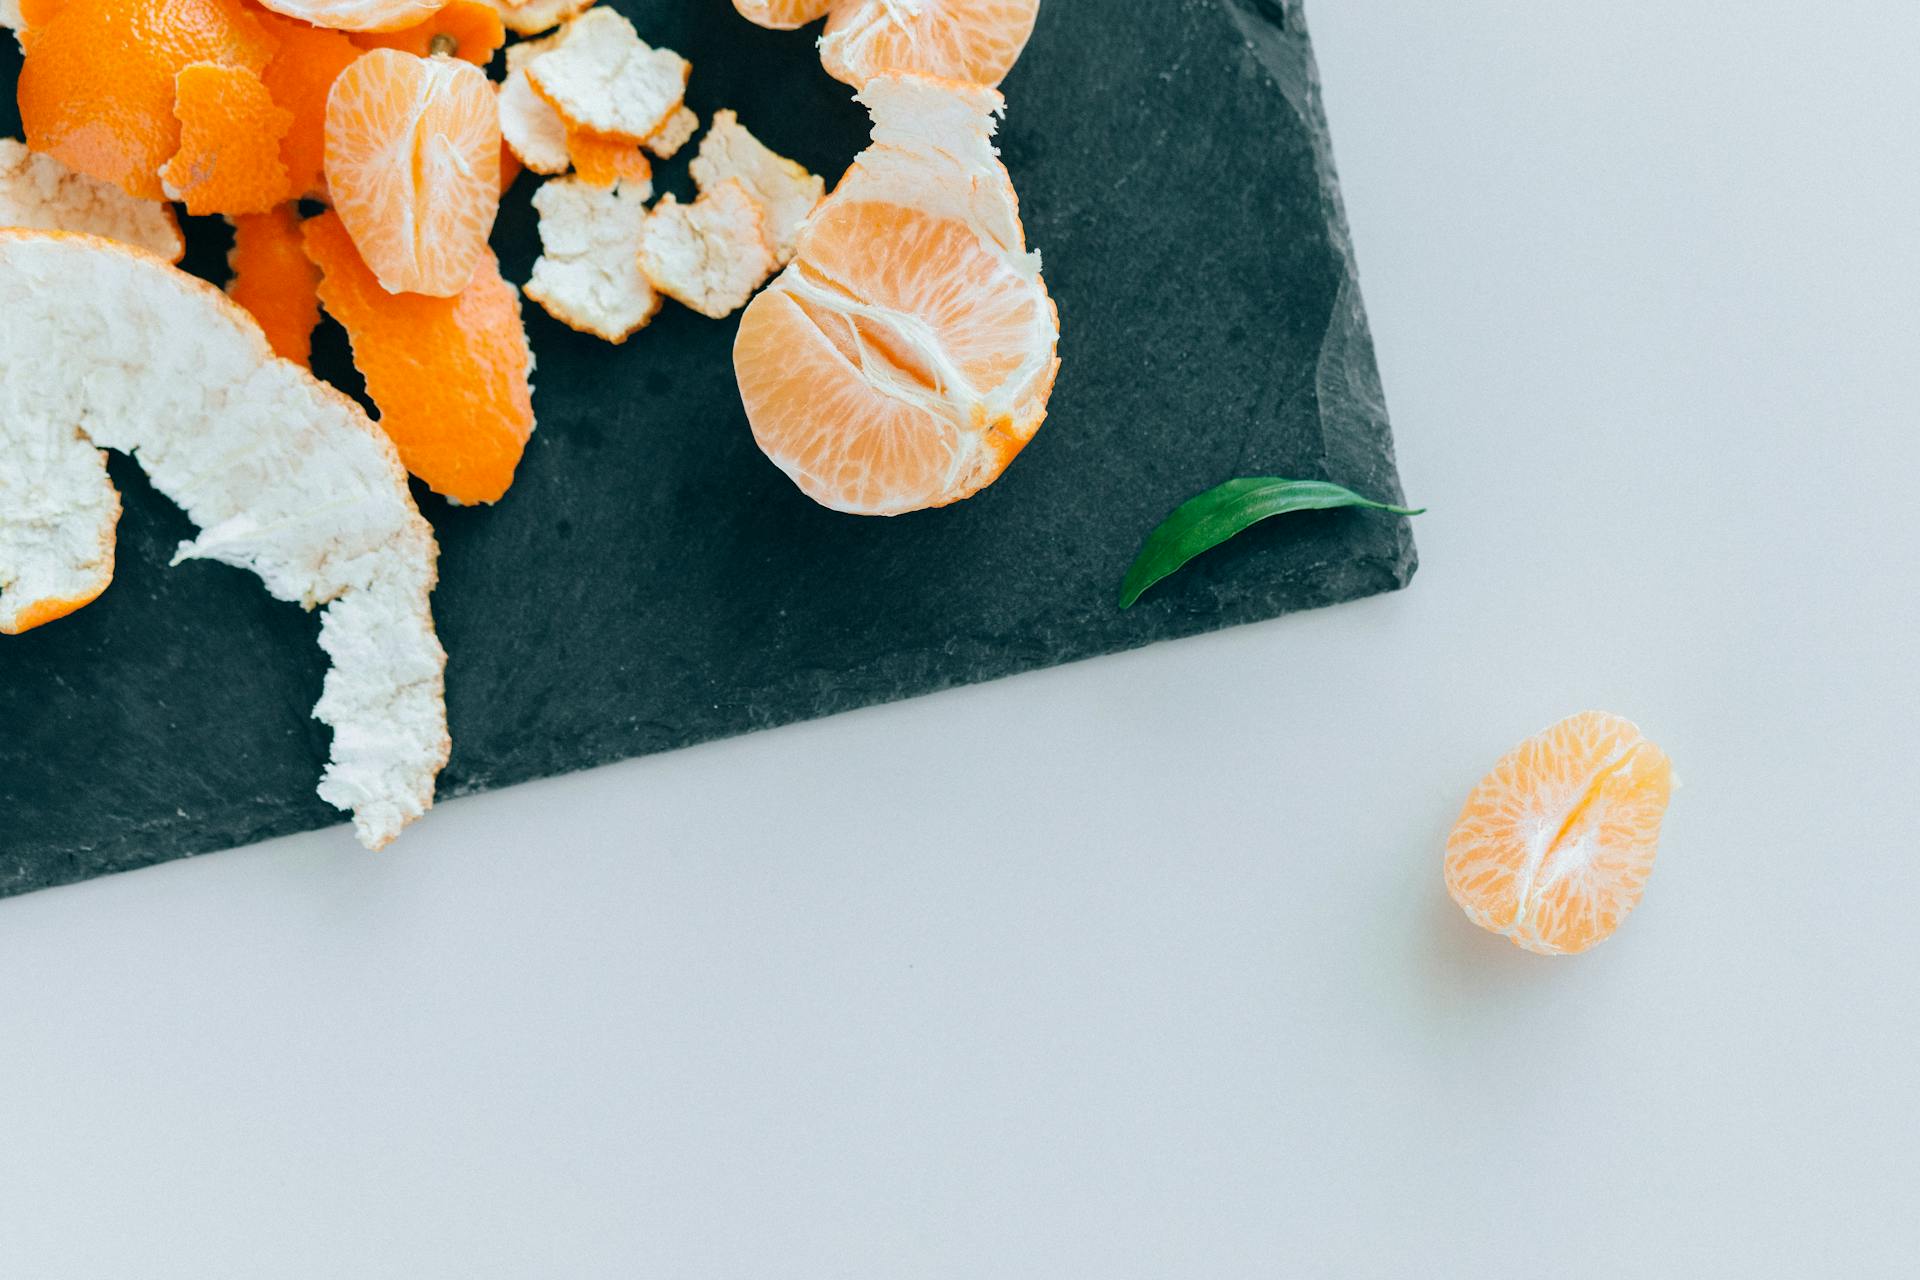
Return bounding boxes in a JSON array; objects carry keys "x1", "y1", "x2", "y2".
[{"x1": 4, "y1": 2, "x2": 1918, "y2": 1274}]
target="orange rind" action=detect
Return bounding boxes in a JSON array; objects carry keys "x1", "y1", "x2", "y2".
[
  {"x1": 352, "y1": 0, "x2": 503, "y2": 65},
  {"x1": 644, "y1": 104, "x2": 699, "y2": 159},
  {"x1": 0, "y1": 138, "x2": 184, "y2": 261},
  {"x1": 640, "y1": 181, "x2": 776, "y2": 321},
  {"x1": 524, "y1": 7, "x2": 688, "y2": 143},
  {"x1": 227, "y1": 203, "x2": 323, "y2": 364},
  {"x1": 565, "y1": 124, "x2": 651, "y2": 188},
  {"x1": 159, "y1": 61, "x2": 295, "y2": 215},
  {"x1": 304, "y1": 210, "x2": 536, "y2": 505},
  {"x1": 688, "y1": 109, "x2": 822, "y2": 266},
  {"x1": 525, "y1": 174, "x2": 660, "y2": 343},
  {"x1": 499, "y1": 38, "x2": 570, "y2": 174},
  {"x1": 16, "y1": 0, "x2": 275, "y2": 200},
  {"x1": 251, "y1": 6, "x2": 364, "y2": 200},
  {"x1": 1444, "y1": 712, "x2": 1675, "y2": 956},
  {"x1": 324, "y1": 47, "x2": 500, "y2": 296},
  {"x1": 733, "y1": 72, "x2": 1058, "y2": 516},
  {"x1": 0, "y1": 229, "x2": 447, "y2": 848}
]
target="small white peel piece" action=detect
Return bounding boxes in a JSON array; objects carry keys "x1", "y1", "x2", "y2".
[
  {"x1": 644, "y1": 105, "x2": 699, "y2": 159},
  {"x1": 0, "y1": 139, "x2": 184, "y2": 262},
  {"x1": 499, "y1": 52, "x2": 571, "y2": 175},
  {"x1": 525, "y1": 7, "x2": 689, "y2": 142},
  {"x1": 0, "y1": 230, "x2": 448, "y2": 849},
  {"x1": 639, "y1": 180, "x2": 777, "y2": 320},
  {"x1": 525, "y1": 175, "x2": 660, "y2": 343},
  {"x1": 688, "y1": 110, "x2": 823, "y2": 266},
  {"x1": 0, "y1": 421, "x2": 118, "y2": 635}
]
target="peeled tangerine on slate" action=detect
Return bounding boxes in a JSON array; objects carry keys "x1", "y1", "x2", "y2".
[{"x1": 1445, "y1": 712, "x2": 1675, "y2": 956}]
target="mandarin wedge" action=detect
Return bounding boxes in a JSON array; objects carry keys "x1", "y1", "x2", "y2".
[
  {"x1": 819, "y1": 0, "x2": 1040, "y2": 89},
  {"x1": 0, "y1": 230, "x2": 446, "y2": 847},
  {"x1": 16, "y1": 0, "x2": 274, "y2": 199},
  {"x1": 255, "y1": 0, "x2": 445, "y2": 31},
  {"x1": 1445, "y1": 712, "x2": 1676, "y2": 956},
  {"x1": 325, "y1": 47, "x2": 500, "y2": 296},
  {"x1": 734, "y1": 73, "x2": 1058, "y2": 516},
  {"x1": 732, "y1": 0, "x2": 836, "y2": 29},
  {"x1": 304, "y1": 210, "x2": 535, "y2": 504}
]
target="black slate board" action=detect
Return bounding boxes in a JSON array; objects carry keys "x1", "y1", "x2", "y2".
[{"x1": 0, "y1": 0, "x2": 1414, "y2": 897}]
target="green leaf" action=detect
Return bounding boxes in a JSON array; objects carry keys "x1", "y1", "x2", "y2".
[{"x1": 1119, "y1": 478, "x2": 1424, "y2": 609}]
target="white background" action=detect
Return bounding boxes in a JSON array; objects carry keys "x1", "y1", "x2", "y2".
[{"x1": 4, "y1": 2, "x2": 1917, "y2": 1274}]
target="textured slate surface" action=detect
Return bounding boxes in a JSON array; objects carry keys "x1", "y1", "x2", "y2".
[{"x1": 0, "y1": 0, "x2": 1414, "y2": 897}]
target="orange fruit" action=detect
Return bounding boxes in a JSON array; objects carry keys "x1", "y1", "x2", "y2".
[
  {"x1": 16, "y1": 0, "x2": 275, "y2": 199},
  {"x1": 352, "y1": 0, "x2": 503, "y2": 65},
  {"x1": 251, "y1": 5, "x2": 368, "y2": 200},
  {"x1": 303, "y1": 209, "x2": 534, "y2": 504},
  {"x1": 228, "y1": 204, "x2": 323, "y2": 364},
  {"x1": 1444, "y1": 712, "x2": 1675, "y2": 956},
  {"x1": 252, "y1": 0, "x2": 446, "y2": 31},
  {"x1": 818, "y1": 0, "x2": 1039, "y2": 89},
  {"x1": 159, "y1": 62, "x2": 295, "y2": 215},
  {"x1": 732, "y1": 0, "x2": 836, "y2": 29},
  {"x1": 324, "y1": 47, "x2": 500, "y2": 296},
  {"x1": 734, "y1": 74, "x2": 1058, "y2": 515}
]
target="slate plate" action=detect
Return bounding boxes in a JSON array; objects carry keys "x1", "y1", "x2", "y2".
[{"x1": 0, "y1": 0, "x2": 1415, "y2": 898}]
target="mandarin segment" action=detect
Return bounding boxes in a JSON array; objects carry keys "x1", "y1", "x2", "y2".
[
  {"x1": 324, "y1": 47, "x2": 500, "y2": 296},
  {"x1": 160, "y1": 62, "x2": 295, "y2": 215},
  {"x1": 1444, "y1": 712, "x2": 1675, "y2": 956},
  {"x1": 16, "y1": 0, "x2": 275, "y2": 199},
  {"x1": 732, "y1": 0, "x2": 836, "y2": 29},
  {"x1": 352, "y1": 0, "x2": 502, "y2": 65},
  {"x1": 819, "y1": 0, "x2": 1040, "y2": 89},
  {"x1": 733, "y1": 72, "x2": 1058, "y2": 516},
  {"x1": 227, "y1": 204, "x2": 322, "y2": 364},
  {"x1": 303, "y1": 210, "x2": 535, "y2": 504},
  {"x1": 254, "y1": 0, "x2": 446, "y2": 32}
]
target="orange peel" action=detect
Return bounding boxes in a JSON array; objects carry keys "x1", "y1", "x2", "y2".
[
  {"x1": 524, "y1": 7, "x2": 688, "y2": 143},
  {"x1": 0, "y1": 229, "x2": 447, "y2": 847},
  {"x1": 304, "y1": 210, "x2": 536, "y2": 505},
  {"x1": 227, "y1": 204, "x2": 322, "y2": 365},
  {"x1": 639, "y1": 180, "x2": 776, "y2": 321},
  {"x1": 499, "y1": 37, "x2": 571, "y2": 175},
  {"x1": 525, "y1": 174, "x2": 659, "y2": 343},
  {"x1": 644, "y1": 104, "x2": 699, "y2": 159},
  {"x1": 352, "y1": 0, "x2": 503, "y2": 65},
  {"x1": 0, "y1": 138, "x2": 184, "y2": 261},
  {"x1": 15, "y1": 0, "x2": 275, "y2": 200},
  {"x1": 252, "y1": 7, "x2": 364, "y2": 201},
  {"x1": 159, "y1": 61, "x2": 295, "y2": 216},
  {"x1": 688, "y1": 109, "x2": 822, "y2": 266}
]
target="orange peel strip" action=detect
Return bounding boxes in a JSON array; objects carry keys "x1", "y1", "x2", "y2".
[{"x1": 160, "y1": 61, "x2": 295, "y2": 216}]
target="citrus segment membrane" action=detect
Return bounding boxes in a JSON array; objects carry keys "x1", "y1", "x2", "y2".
[
  {"x1": 304, "y1": 210, "x2": 535, "y2": 504},
  {"x1": 16, "y1": 0, "x2": 275, "y2": 199},
  {"x1": 733, "y1": 72, "x2": 1057, "y2": 516},
  {"x1": 160, "y1": 61, "x2": 295, "y2": 215},
  {"x1": 523, "y1": 7, "x2": 687, "y2": 142},
  {"x1": 525, "y1": 174, "x2": 659, "y2": 342},
  {"x1": 254, "y1": 0, "x2": 448, "y2": 33},
  {"x1": 0, "y1": 138, "x2": 184, "y2": 261},
  {"x1": 227, "y1": 203, "x2": 323, "y2": 364},
  {"x1": 1444, "y1": 711, "x2": 1675, "y2": 956},
  {"x1": 640, "y1": 181, "x2": 776, "y2": 320},
  {"x1": 0, "y1": 230, "x2": 447, "y2": 847},
  {"x1": 817, "y1": 0, "x2": 1040, "y2": 89},
  {"x1": 324, "y1": 47, "x2": 500, "y2": 296},
  {"x1": 688, "y1": 109, "x2": 823, "y2": 266}
]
